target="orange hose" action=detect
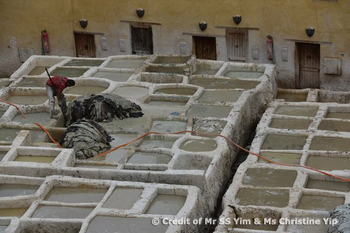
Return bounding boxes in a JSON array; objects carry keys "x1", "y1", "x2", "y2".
[
  {"x1": 95, "y1": 130, "x2": 350, "y2": 182},
  {"x1": 0, "y1": 98, "x2": 26, "y2": 118},
  {"x1": 34, "y1": 122, "x2": 62, "y2": 148}
]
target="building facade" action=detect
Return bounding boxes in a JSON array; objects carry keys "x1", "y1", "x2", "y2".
[{"x1": 0, "y1": 0, "x2": 349, "y2": 90}]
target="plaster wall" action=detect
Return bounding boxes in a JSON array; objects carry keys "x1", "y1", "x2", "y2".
[{"x1": 0, "y1": 0, "x2": 349, "y2": 90}]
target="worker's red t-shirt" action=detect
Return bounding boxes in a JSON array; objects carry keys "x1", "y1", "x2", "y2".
[{"x1": 46, "y1": 76, "x2": 68, "y2": 95}]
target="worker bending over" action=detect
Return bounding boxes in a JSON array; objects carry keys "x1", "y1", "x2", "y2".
[{"x1": 46, "y1": 76, "x2": 75, "y2": 119}]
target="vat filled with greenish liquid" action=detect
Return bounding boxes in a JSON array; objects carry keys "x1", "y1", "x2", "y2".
[{"x1": 145, "y1": 194, "x2": 186, "y2": 215}]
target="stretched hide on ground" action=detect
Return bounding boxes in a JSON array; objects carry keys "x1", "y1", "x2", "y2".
[
  {"x1": 60, "y1": 119, "x2": 112, "y2": 159},
  {"x1": 65, "y1": 94, "x2": 143, "y2": 126}
]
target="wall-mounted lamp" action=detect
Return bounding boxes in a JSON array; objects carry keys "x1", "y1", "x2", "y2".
[
  {"x1": 306, "y1": 27, "x2": 315, "y2": 37},
  {"x1": 79, "y1": 19, "x2": 88, "y2": 29},
  {"x1": 199, "y1": 22, "x2": 207, "y2": 31},
  {"x1": 233, "y1": 15, "x2": 242, "y2": 25},
  {"x1": 136, "y1": 8, "x2": 145, "y2": 18}
]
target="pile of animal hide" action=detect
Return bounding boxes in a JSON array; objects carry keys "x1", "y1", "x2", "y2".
[
  {"x1": 65, "y1": 93, "x2": 143, "y2": 126},
  {"x1": 60, "y1": 119, "x2": 112, "y2": 159},
  {"x1": 328, "y1": 204, "x2": 350, "y2": 233}
]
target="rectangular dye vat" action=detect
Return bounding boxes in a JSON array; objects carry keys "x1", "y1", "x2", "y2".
[
  {"x1": 310, "y1": 136, "x2": 350, "y2": 151},
  {"x1": 138, "y1": 73, "x2": 184, "y2": 83},
  {"x1": 145, "y1": 194, "x2": 186, "y2": 215},
  {"x1": 187, "y1": 105, "x2": 232, "y2": 118},
  {"x1": 306, "y1": 177, "x2": 350, "y2": 192},
  {"x1": 242, "y1": 168, "x2": 297, "y2": 187},
  {"x1": 28, "y1": 66, "x2": 52, "y2": 75},
  {"x1": 318, "y1": 119, "x2": 350, "y2": 132},
  {"x1": 235, "y1": 188, "x2": 289, "y2": 207},
  {"x1": 102, "y1": 187, "x2": 143, "y2": 209},
  {"x1": 0, "y1": 184, "x2": 40, "y2": 197},
  {"x1": 63, "y1": 59, "x2": 104, "y2": 67},
  {"x1": 92, "y1": 70, "x2": 133, "y2": 82},
  {"x1": 305, "y1": 155, "x2": 350, "y2": 171},
  {"x1": 326, "y1": 111, "x2": 350, "y2": 120},
  {"x1": 105, "y1": 58, "x2": 146, "y2": 69},
  {"x1": 31, "y1": 205, "x2": 94, "y2": 219},
  {"x1": 6, "y1": 94, "x2": 48, "y2": 105},
  {"x1": 50, "y1": 67, "x2": 89, "y2": 77},
  {"x1": 258, "y1": 151, "x2": 302, "y2": 164},
  {"x1": 276, "y1": 91, "x2": 308, "y2": 102},
  {"x1": 274, "y1": 106, "x2": 318, "y2": 117},
  {"x1": 0, "y1": 208, "x2": 28, "y2": 217},
  {"x1": 44, "y1": 187, "x2": 108, "y2": 203},
  {"x1": 15, "y1": 77, "x2": 47, "y2": 87},
  {"x1": 261, "y1": 134, "x2": 307, "y2": 150},
  {"x1": 197, "y1": 90, "x2": 243, "y2": 103},
  {"x1": 269, "y1": 118, "x2": 312, "y2": 130},
  {"x1": 189, "y1": 77, "x2": 259, "y2": 90},
  {"x1": 296, "y1": 194, "x2": 344, "y2": 211},
  {"x1": 223, "y1": 71, "x2": 264, "y2": 79}
]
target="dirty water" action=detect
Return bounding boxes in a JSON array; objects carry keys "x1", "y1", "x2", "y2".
[
  {"x1": 274, "y1": 106, "x2": 318, "y2": 117},
  {"x1": 190, "y1": 78, "x2": 259, "y2": 90},
  {"x1": 155, "y1": 88, "x2": 197, "y2": 95},
  {"x1": 6, "y1": 95, "x2": 48, "y2": 105},
  {"x1": 243, "y1": 168, "x2": 297, "y2": 187},
  {"x1": 258, "y1": 152, "x2": 301, "y2": 164},
  {"x1": 236, "y1": 188, "x2": 289, "y2": 207},
  {"x1": 261, "y1": 134, "x2": 307, "y2": 150},
  {"x1": 318, "y1": 119, "x2": 350, "y2": 132},
  {"x1": 326, "y1": 111, "x2": 350, "y2": 120},
  {"x1": 106, "y1": 59, "x2": 145, "y2": 69},
  {"x1": 139, "y1": 138, "x2": 176, "y2": 149},
  {"x1": 269, "y1": 118, "x2": 312, "y2": 130},
  {"x1": 297, "y1": 195, "x2": 344, "y2": 211},
  {"x1": 28, "y1": 66, "x2": 51, "y2": 75},
  {"x1": 0, "y1": 208, "x2": 28, "y2": 217},
  {"x1": 310, "y1": 136, "x2": 350, "y2": 151},
  {"x1": 64, "y1": 59, "x2": 104, "y2": 67},
  {"x1": 224, "y1": 71, "x2": 263, "y2": 79},
  {"x1": 44, "y1": 187, "x2": 108, "y2": 203},
  {"x1": 198, "y1": 90, "x2": 243, "y2": 103},
  {"x1": 86, "y1": 216, "x2": 169, "y2": 233},
  {"x1": 126, "y1": 152, "x2": 172, "y2": 164},
  {"x1": 31, "y1": 205, "x2": 94, "y2": 219},
  {"x1": 64, "y1": 86, "x2": 106, "y2": 95},
  {"x1": 93, "y1": 71, "x2": 133, "y2": 82},
  {"x1": 193, "y1": 69, "x2": 218, "y2": 75},
  {"x1": 50, "y1": 67, "x2": 89, "y2": 77},
  {"x1": 180, "y1": 139, "x2": 217, "y2": 152},
  {"x1": 0, "y1": 184, "x2": 40, "y2": 197},
  {"x1": 150, "y1": 120, "x2": 187, "y2": 133},
  {"x1": 187, "y1": 104, "x2": 232, "y2": 118},
  {"x1": 16, "y1": 78, "x2": 47, "y2": 87},
  {"x1": 13, "y1": 112, "x2": 50, "y2": 125},
  {"x1": 276, "y1": 92, "x2": 308, "y2": 102},
  {"x1": 306, "y1": 155, "x2": 350, "y2": 171},
  {"x1": 306, "y1": 179, "x2": 350, "y2": 192},
  {"x1": 14, "y1": 155, "x2": 56, "y2": 163},
  {"x1": 145, "y1": 194, "x2": 186, "y2": 215},
  {"x1": 102, "y1": 187, "x2": 143, "y2": 209}
]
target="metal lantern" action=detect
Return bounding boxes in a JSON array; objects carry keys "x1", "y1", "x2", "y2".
[
  {"x1": 233, "y1": 15, "x2": 242, "y2": 25},
  {"x1": 136, "y1": 8, "x2": 145, "y2": 18},
  {"x1": 306, "y1": 27, "x2": 315, "y2": 37},
  {"x1": 199, "y1": 22, "x2": 207, "y2": 31},
  {"x1": 79, "y1": 19, "x2": 88, "y2": 29}
]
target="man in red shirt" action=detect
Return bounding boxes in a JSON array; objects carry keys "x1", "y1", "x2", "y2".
[{"x1": 46, "y1": 76, "x2": 75, "y2": 119}]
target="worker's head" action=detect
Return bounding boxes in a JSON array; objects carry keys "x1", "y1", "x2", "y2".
[{"x1": 67, "y1": 79, "x2": 75, "y2": 87}]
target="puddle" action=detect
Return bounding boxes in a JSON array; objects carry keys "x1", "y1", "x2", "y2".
[
  {"x1": 297, "y1": 194, "x2": 344, "y2": 211},
  {"x1": 106, "y1": 59, "x2": 145, "y2": 69},
  {"x1": 0, "y1": 208, "x2": 28, "y2": 217},
  {"x1": 126, "y1": 152, "x2": 171, "y2": 164},
  {"x1": 258, "y1": 152, "x2": 301, "y2": 164},
  {"x1": 0, "y1": 184, "x2": 40, "y2": 197},
  {"x1": 64, "y1": 59, "x2": 104, "y2": 67},
  {"x1": 28, "y1": 66, "x2": 51, "y2": 75},
  {"x1": 269, "y1": 118, "x2": 312, "y2": 130},
  {"x1": 45, "y1": 187, "x2": 108, "y2": 203},
  {"x1": 145, "y1": 194, "x2": 186, "y2": 215},
  {"x1": 32, "y1": 205, "x2": 94, "y2": 219},
  {"x1": 187, "y1": 104, "x2": 232, "y2": 118},
  {"x1": 326, "y1": 111, "x2": 350, "y2": 120},
  {"x1": 261, "y1": 134, "x2": 307, "y2": 150},
  {"x1": 14, "y1": 156, "x2": 56, "y2": 163},
  {"x1": 150, "y1": 120, "x2": 187, "y2": 133},
  {"x1": 190, "y1": 78, "x2": 259, "y2": 90},
  {"x1": 192, "y1": 120, "x2": 226, "y2": 136},
  {"x1": 6, "y1": 95, "x2": 48, "y2": 105},
  {"x1": 180, "y1": 139, "x2": 217, "y2": 152},
  {"x1": 224, "y1": 71, "x2": 263, "y2": 79},
  {"x1": 93, "y1": 71, "x2": 133, "y2": 82},
  {"x1": 274, "y1": 106, "x2": 318, "y2": 117},
  {"x1": 276, "y1": 92, "x2": 308, "y2": 102},
  {"x1": 306, "y1": 178, "x2": 350, "y2": 192},
  {"x1": 86, "y1": 216, "x2": 168, "y2": 233},
  {"x1": 139, "y1": 138, "x2": 175, "y2": 149},
  {"x1": 102, "y1": 187, "x2": 143, "y2": 209},
  {"x1": 310, "y1": 136, "x2": 350, "y2": 151},
  {"x1": 243, "y1": 168, "x2": 297, "y2": 187},
  {"x1": 13, "y1": 112, "x2": 50, "y2": 125},
  {"x1": 16, "y1": 78, "x2": 47, "y2": 87},
  {"x1": 198, "y1": 90, "x2": 243, "y2": 103},
  {"x1": 154, "y1": 88, "x2": 197, "y2": 95},
  {"x1": 318, "y1": 119, "x2": 350, "y2": 132},
  {"x1": 50, "y1": 67, "x2": 89, "y2": 77},
  {"x1": 64, "y1": 86, "x2": 106, "y2": 95},
  {"x1": 306, "y1": 155, "x2": 350, "y2": 171},
  {"x1": 236, "y1": 188, "x2": 289, "y2": 207}
]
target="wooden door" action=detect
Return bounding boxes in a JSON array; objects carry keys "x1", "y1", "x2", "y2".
[
  {"x1": 131, "y1": 25, "x2": 153, "y2": 55},
  {"x1": 297, "y1": 43, "x2": 320, "y2": 88},
  {"x1": 74, "y1": 33, "x2": 96, "y2": 57},
  {"x1": 193, "y1": 36, "x2": 217, "y2": 60},
  {"x1": 227, "y1": 30, "x2": 247, "y2": 61}
]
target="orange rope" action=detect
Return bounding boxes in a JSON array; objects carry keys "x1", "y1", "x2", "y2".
[
  {"x1": 34, "y1": 122, "x2": 62, "y2": 148},
  {"x1": 95, "y1": 130, "x2": 350, "y2": 182},
  {"x1": 0, "y1": 98, "x2": 26, "y2": 118}
]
